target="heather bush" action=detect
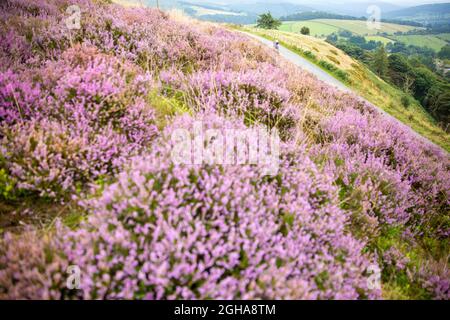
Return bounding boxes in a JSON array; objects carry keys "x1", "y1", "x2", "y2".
[
  {"x1": 0, "y1": 45, "x2": 158, "y2": 199},
  {"x1": 319, "y1": 107, "x2": 450, "y2": 240},
  {"x1": 0, "y1": 0, "x2": 448, "y2": 300},
  {"x1": 0, "y1": 70, "x2": 42, "y2": 125},
  {"x1": 52, "y1": 114, "x2": 379, "y2": 300},
  {"x1": 40, "y1": 47, "x2": 158, "y2": 143},
  {"x1": 1, "y1": 119, "x2": 136, "y2": 198},
  {"x1": 160, "y1": 64, "x2": 298, "y2": 139},
  {"x1": 418, "y1": 259, "x2": 450, "y2": 300},
  {"x1": 0, "y1": 228, "x2": 69, "y2": 300}
]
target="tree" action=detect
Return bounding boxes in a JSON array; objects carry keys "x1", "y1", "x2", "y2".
[
  {"x1": 371, "y1": 45, "x2": 389, "y2": 79},
  {"x1": 412, "y1": 67, "x2": 437, "y2": 102},
  {"x1": 424, "y1": 83, "x2": 450, "y2": 125},
  {"x1": 387, "y1": 53, "x2": 413, "y2": 90},
  {"x1": 338, "y1": 30, "x2": 352, "y2": 38},
  {"x1": 256, "y1": 13, "x2": 281, "y2": 30},
  {"x1": 326, "y1": 33, "x2": 338, "y2": 44},
  {"x1": 438, "y1": 45, "x2": 450, "y2": 59},
  {"x1": 300, "y1": 26, "x2": 310, "y2": 35}
]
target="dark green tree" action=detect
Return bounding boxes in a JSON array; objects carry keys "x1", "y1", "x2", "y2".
[
  {"x1": 412, "y1": 67, "x2": 437, "y2": 101},
  {"x1": 256, "y1": 12, "x2": 281, "y2": 30},
  {"x1": 438, "y1": 45, "x2": 450, "y2": 59},
  {"x1": 424, "y1": 83, "x2": 450, "y2": 125},
  {"x1": 300, "y1": 26, "x2": 310, "y2": 35},
  {"x1": 371, "y1": 45, "x2": 389, "y2": 79},
  {"x1": 388, "y1": 53, "x2": 414, "y2": 90}
]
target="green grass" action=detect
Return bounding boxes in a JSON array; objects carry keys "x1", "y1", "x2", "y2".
[
  {"x1": 365, "y1": 35, "x2": 395, "y2": 45},
  {"x1": 311, "y1": 19, "x2": 421, "y2": 36},
  {"x1": 371, "y1": 226, "x2": 436, "y2": 300},
  {"x1": 436, "y1": 33, "x2": 450, "y2": 42},
  {"x1": 314, "y1": 19, "x2": 421, "y2": 36},
  {"x1": 279, "y1": 19, "x2": 422, "y2": 38},
  {"x1": 279, "y1": 21, "x2": 340, "y2": 37},
  {"x1": 391, "y1": 34, "x2": 448, "y2": 52}
]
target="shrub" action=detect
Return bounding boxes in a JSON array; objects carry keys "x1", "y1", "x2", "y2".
[
  {"x1": 160, "y1": 65, "x2": 298, "y2": 139},
  {"x1": 319, "y1": 107, "x2": 450, "y2": 240},
  {"x1": 0, "y1": 228, "x2": 69, "y2": 300},
  {"x1": 401, "y1": 95, "x2": 411, "y2": 108},
  {"x1": 303, "y1": 50, "x2": 317, "y2": 61},
  {"x1": 56, "y1": 114, "x2": 379, "y2": 300},
  {"x1": 0, "y1": 45, "x2": 158, "y2": 199},
  {"x1": 300, "y1": 27, "x2": 310, "y2": 36}
]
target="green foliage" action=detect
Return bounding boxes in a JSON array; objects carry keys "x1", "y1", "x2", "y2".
[
  {"x1": 0, "y1": 169, "x2": 16, "y2": 201},
  {"x1": 438, "y1": 45, "x2": 450, "y2": 59},
  {"x1": 388, "y1": 53, "x2": 413, "y2": 89},
  {"x1": 303, "y1": 50, "x2": 317, "y2": 61},
  {"x1": 149, "y1": 89, "x2": 191, "y2": 129},
  {"x1": 300, "y1": 26, "x2": 310, "y2": 35},
  {"x1": 256, "y1": 12, "x2": 281, "y2": 30},
  {"x1": 401, "y1": 95, "x2": 411, "y2": 108},
  {"x1": 370, "y1": 227, "x2": 436, "y2": 300},
  {"x1": 424, "y1": 83, "x2": 450, "y2": 125},
  {"x1": 318, "y1": 60, "x2": 349, "y2": 82},
  {"x1": 409, "y1": 66, "x2": 450, "y2": 124},
  {"x1": 371, "y1": 46, "x2": 389, "y2": 79}
]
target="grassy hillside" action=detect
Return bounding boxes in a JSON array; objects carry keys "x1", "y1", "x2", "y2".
[
  {"x1": 279, "y1": 20, "x2": 340, "y2": 37},
  {"x1": 365, "y1": 35, "x2": 395, "y2": 45},
  {"x1": 437, "y1": 33, "x2": 450, "y2": 42},
  {"x1": 0, "y1": 0, "x2": 448, "y2": 300},
  {"x1": 314, "y1": 19, "x2": 422, "y2": 36},
  {"x1": 390, "y1": 34, "x2": 448, "y2": 52},
  {"x1": 278, "y1": 19, "x2": 448, "y2": 53},
  {"x1": 385, "y1": 3, "x2": 450, "y2": 24},
  {"x1": 239, "y1": 27, "x2": 450, "y2": 151},
  {"x1": 279, "y1": 19, "x2": 422, "y2": 38}
]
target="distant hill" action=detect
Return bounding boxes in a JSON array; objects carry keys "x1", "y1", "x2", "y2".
[
  {"x1": 280, "y1": 11, "x2": 422, "y2": 27},
  {"x1": 280, "y1": 11, "x2": 361, "y2": 22},
  {"x1": 302, "y1": 1, "x2": 402, "y2": 17},
  {"x1": 135, "y1": 0, "x2": 313, "y2": 24},
  {"x1": 223, "y1": 2, "x2": 313, "y2": 18},
  {"x1": 385, "y1": 3, "x2": 450, "y2": 24}
]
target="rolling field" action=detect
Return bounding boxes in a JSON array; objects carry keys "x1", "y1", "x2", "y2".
[
  {"x1": 391, "y1": 34, "x2": 448, "y2": 51},
  {"x1": 365, "y1": 35, "x2": 395, "y2": 45},
  {"x1": 279, "y1": 20, "x2": 340, "y2": 37},
  {"x1": 436, "y1": 33, "x2": 450, "y2": 42},
  {"x1": 279, "y1": 19, "x2": 422, "y2": 37},
  {"x1": 314, "y1": 19, "x2": 422, "y2": 35}
]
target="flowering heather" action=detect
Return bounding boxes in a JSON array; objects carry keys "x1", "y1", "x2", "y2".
[
  {"x1": 0, "y1": 0, "x2": 448, "y2": 300},
  {"x1": 7, "y1": 114, "x2": 378, "y2": 300},
  {"x1": 0, "y1": 45, "x2": 158, "y2": 198},
  {"x1": 0, "y1": 228, "x2": 68, "y2": 300},
  {"x1": 160, "y1": 63, "x2": 298, "y2": 138},
  {"x1": 318, "y1": 107, "x2": 450, "y2": 239}
]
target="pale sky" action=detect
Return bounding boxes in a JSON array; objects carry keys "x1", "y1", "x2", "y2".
[{"x1": 209, "y1": 0, "x2": 448, "y2": 4}]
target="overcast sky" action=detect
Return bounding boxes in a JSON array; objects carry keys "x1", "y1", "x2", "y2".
[{"x1": 209, "y1": 0, "x2": 449, "y2": 4}]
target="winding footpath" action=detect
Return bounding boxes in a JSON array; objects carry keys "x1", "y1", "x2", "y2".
[{"x1": 240, "y1": 31, "x2": 448, "y2": 154}]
